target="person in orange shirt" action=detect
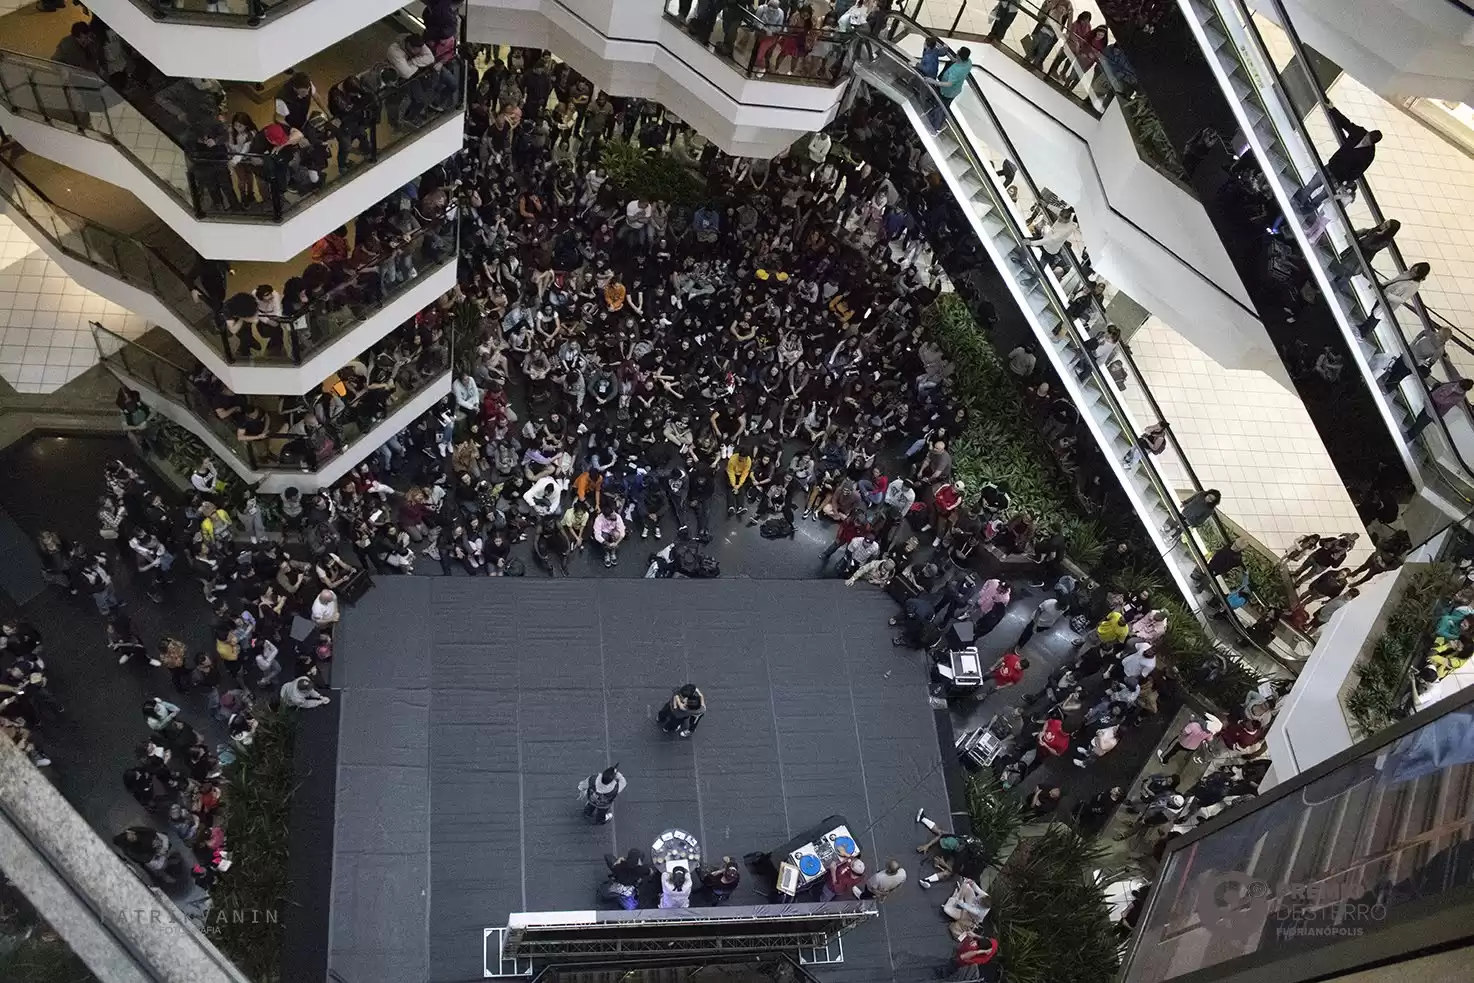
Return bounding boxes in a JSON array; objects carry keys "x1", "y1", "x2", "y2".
[
  {"x1": 604, "y1": 275, "x2": 627, "y2": 312},
  {"x1": 573, "y1": 468, "x2": 603, "y2": 514}
]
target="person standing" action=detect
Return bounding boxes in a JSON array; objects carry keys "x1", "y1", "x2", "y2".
[
  {"x1": 987, "y1": 0, "x2": 1020, "y2": 42},
  {"x1": 578, "y1": 765, "x2": 627, "y2": 824},
  {"x1": 658, "y1": 684, "x2": 706, "y2": 737},
  {"x1": 978, "y1": 651, "x2": 1029, "y2": 697},
  {"x1": 867, "y1": 859, "x2": 908, "y2": 900},
  {"x1": 1291, "y1": 104, "x2": 1381, "y2": 214},
  {"x1": 1157, "y1": 715, "x2": 1218, "y2": 765},
  {"x1": 1407, "y1": 379, "x2": 1473, "y2": 440},
  {"x1": 926, "y1": 46, "x2": 974, "y2": 133},
  {"x1": 1015, "y1": 597, "x2": 1064, "y2": 650}
]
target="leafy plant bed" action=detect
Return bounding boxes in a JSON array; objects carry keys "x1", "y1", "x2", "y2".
[
  {"x1": 207, "y1": 706, "x2": 297, "y2": 983},
  {"x1": 1343, "y1": 563, "x2": 1463, "y2": 738},
  {"x1": 967, "y1": 778, "x2": 1119, "y2": 983}
]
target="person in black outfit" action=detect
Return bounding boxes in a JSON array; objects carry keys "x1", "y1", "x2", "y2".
[
  {"x1": 687, "y1": 464, "x2": 714, "y2": 542},
  {"x1": 192, "y1": 123, "x2": 239, "y2": 212},
  {"x1": 1291, "y1": 105, "x2": 1380, "y2": 213},
  {"x1": 328, "y1": 75, "x2": 374, "y2": 173}
]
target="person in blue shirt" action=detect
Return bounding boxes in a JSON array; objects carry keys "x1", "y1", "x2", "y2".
[
  {"x1": 918, "y1": 36, "x2": 943, "y2": 79},
  {"x1": 928, "y1": 46, "x2": 973, "y2": 132}
]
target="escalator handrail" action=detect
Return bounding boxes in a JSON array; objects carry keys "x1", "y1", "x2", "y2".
[
  {"x1": 1210, "y1": 0, "x2": 1474, "y2": 491},
  {"x1": 857, "y1": 31, "x2": 1289, "y2": 669},
  {"x1": 879, "y1": 12, "x2": 1223, "y2": 512},
  {"x1": 1255, "y1": 0, "x2": 1474, "y2": 484}
]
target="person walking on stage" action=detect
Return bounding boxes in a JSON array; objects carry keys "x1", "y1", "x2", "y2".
[
  {"x1": 658, "y1": 684, "x2": 706, "y2": 738},
  {"x1": 578, "y1": 764, "x2": 627, "y2": 823}
]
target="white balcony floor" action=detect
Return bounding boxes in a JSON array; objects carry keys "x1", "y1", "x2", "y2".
[
  {"x1": 0, "y1": 214, "x2": 146, "y2": 393},
  {"x1": 1121, "y1": 315, "x2": 1370, "y2": 559}
]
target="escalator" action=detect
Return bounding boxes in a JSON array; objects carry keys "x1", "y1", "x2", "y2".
[
  {"x1": 1093, "y1": 0, "x2": 1474, "y2": 521},
  {"x1": 851, "y1": 26, "x2": 1298, "y2": 678}
]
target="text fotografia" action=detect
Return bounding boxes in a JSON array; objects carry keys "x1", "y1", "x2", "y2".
[{"x1": 125, "y1": 908, "x2": 280, "y2": 925}]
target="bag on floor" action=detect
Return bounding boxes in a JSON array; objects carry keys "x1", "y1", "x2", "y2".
[
  {"x1": 759, "y1": 516, "x2": 794, "y2": 539},
  {"x1": 504, "y1": 557, "x2": 526, "y2": 577}
]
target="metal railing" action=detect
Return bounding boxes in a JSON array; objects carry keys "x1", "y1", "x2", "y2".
[
  {"x1": 899, "y1": 0, "x2": 1116, "y2": 114},
  {"x1": 1183, "y1": 0, "x2": 1474, "y2": 500},
  {"x1": 130, "y1": 0, "x2": 299, "y2": 25},
  {"x1": 857, "y1": 22, "x2": 1294, "y2": 674},
  {"x1": 0, "y1": 41, "x2": 463, "y2": 222},
  {"x1": 93, "y1": 320, "x2": 448, "y2": 472},
  {"x1": 0, "y1": 152, "x2": 458, "y2": 366},
  {"x1": 662, "y1": 0, "x2": 858, "y2": 85}
]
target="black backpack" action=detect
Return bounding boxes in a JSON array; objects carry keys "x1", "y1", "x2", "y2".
[{"x1": 759, "y1": 517, "x2": 795, "y2": 540}]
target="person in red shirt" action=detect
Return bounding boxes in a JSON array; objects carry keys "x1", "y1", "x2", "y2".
[
  {"x1": 926, "y1": 480, "x2": 966, "y2": 547},
  {"x1": 956, "y1": 934, "x2": 998, "y2": 967},
  {"x1": 1037, "y1": 717, "x2": 1071, "y2": 758},
  {"x1": 820, "y1": 858, "x2": 866, "y2": 901},
  {"x1": 819, "y1": 512, "x2": 872, "y2": 571},
  {"x1": 979, "y1": 651, "x2": 1029, "y2": 697}
]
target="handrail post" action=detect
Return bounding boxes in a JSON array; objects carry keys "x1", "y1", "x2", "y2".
[
  {"x1": 186, "y1": 167, "x2": 207, "y2": 219},
  {"x1": 269, "y1": 163, "x2": 285, "y2": 221},
  {"x1": 216, "y1": 315, "x2": 236, "y2": 365}
]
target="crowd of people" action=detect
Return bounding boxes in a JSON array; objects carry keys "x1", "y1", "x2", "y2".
[
  {"x1": 6, "y1": 16, "x2": 1354, "y2": 965},
  {"x1": 49, "y1": 2, "x2": 465, "y2": 215}
]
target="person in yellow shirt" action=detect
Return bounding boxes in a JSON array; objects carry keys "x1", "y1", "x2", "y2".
[
  {"x1": 214, "y1": 626, "x2": 240, "y2": 681},
  {"x1": 725, "y1": 446, "x2": 753, "y2": 517},
  {"x1": 604, "y1": 276, "x2": 627, "y2": 312}
]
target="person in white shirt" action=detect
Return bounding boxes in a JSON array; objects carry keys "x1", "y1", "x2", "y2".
[
  {"x1": 386, "y1": 33, "x2": 436, "y2": 126},
  {"x1": 1015, "y1": 597, "x2": 1064, "y2": 650},
  {"x1": 837, "y1": 0, "x2": 870, "y2": 32},
  {"x1": 280, "y1": 676, "x2": 331, "y2": 709},
  {"x1": 807, "y1": 131, "x2": 832, "y2": 167},
  {"x1": 660, "y1": 867, "x2": 693, "y2": 908},
  {"x1": 523, "y1": 475, "x2": 568, "y2": 516},
  {"x1": 1378, "y1": 262, "x2": 1431, "y2": 313},
  {"x1": 453, "y1": 373, "x2": 480, "y2": 416},
  {"x1": 255, "y1": 638, "x2": 282, "y2": 689},
  {"x1": 1007, "y1": 345, "x2": 1036, "y2": 377},
  {"x1": 311, "y1": 589, "x2": 340, "y2": 629},
  {"x1": 867, "y1": 859, "x2": 908, "y2": 899},
  {"x1": 623, "y1": 198, "x2": 653, "y2": 248},
  {"x1": 1023, "y1": 208, "x2": 1078, "y2": 256},
  {"x1": 1118, "y1": 642, "x2": 1156, "y2": 681}
]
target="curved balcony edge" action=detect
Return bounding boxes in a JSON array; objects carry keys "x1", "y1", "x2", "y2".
[
  {"x1": 108, "y1": 357, "x2": 452, "y2": 494},
  {"x1": 1, "y1": 195, "x2": 459, "y2": 395},
  {"x1": 76, "y1": 0, "x2": 412, "y2": 83},
  {"x1": 0, "y1": 104, "x2": 466, "y2": 263},
  {"x1": 466, "y1": 0, "x2": 848, "y2": 158}
]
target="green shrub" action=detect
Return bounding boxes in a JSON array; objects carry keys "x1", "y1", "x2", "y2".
[
  {"x1": 1344, "y1": 564, "x2": 1463, "y2": 737},
  {"x1": 599, "y1": 140, "x2": 708, "y2": 205},
  {"x1": 965, "y1": 772, "x2": 1025, "y2": 865},
  {"x1": 987, "y1": 823, "x2": 1120, "y2": 983},
  {"x1": 208, "y1": 706, "x2": 297, "y2": 983}
]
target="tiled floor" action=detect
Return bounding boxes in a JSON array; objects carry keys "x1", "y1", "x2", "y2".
[
  {"x1": 0, "y1": 213, "x2": 148, "y2": 393},
  {"x1": 1121, "y1": 316, "x2": 1370, "y2": 558},
  {"x1": 1254, "y1": 17, "x2": 1474, "y2": 365}
]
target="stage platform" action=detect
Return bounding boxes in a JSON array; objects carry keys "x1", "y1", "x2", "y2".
[{"x1": 322, "y1": 578, "x2": 955, "y2": 983}]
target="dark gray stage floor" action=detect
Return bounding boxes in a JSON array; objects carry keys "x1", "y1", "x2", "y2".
[{"x1": 327, "y1": 578, "x2": 955, "y2": 983}]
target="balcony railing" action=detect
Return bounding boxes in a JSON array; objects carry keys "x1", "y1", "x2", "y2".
[
  {"x1": 0, "y1": 43, "x2": 464, "y2": 222},
  {"x1": 661, "y1": 0, "x2": 858, "y2": 85},
  {"x1": 898, "y1": 0, "x2": 1116, "y2": 115},
  {"x1": 93, "y1": 319, "x2": 449, "y2": 473},
  {"x1": 126, "y1": 0, "x2": 301, "y2": 27},
  {"x1": 0, "y1": 154, "x2": 459, "y2": 366}
]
